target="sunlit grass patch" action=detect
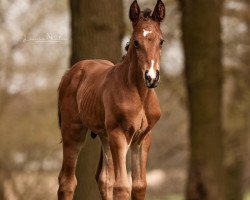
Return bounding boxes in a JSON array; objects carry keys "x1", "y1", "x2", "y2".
[
  {"x1": 150, "y1": 192, "x2": 250, "y2": 200},
  {"x1": 150, "y1": 194, "x2": 183, "y2": 200},
  {"x1": 245, "y1": 192, "x2": 250, "y2": 200}
]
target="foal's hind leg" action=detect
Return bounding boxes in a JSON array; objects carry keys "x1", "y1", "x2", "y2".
[
  {"x1": 58, "y1": 125, "x2": 87, "y2": 200},
  {"x1": 96, "y1": 134, "x2": 114, "y2": 200}
]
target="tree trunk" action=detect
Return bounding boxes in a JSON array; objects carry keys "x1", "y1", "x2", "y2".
[
  {"x1": 224, "y1": 1, "x2": 250, "y2": 199},
  {"x1": 0, "y1": 171, "x2": 5, "y2": 200},
  {"x1": 224, "y1": 72, "x2": 248, "y2": 200},
  {"x1": 70, "y1": 0, "x2": 124, "y2": 65},
  {"x1": 179, "y1": 1, "x2": 225, "y2": 200},
  {"x1": 69, "y1": 0, "x2": 124, "y2": 199}
]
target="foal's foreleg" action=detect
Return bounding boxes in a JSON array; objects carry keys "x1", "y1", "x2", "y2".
[
  {"x1": 96, "y1": 135, "x2": 114, "y2": 200},
  {"x1": 131, "y1": 132, "x2": 152, "y2": 200},
  {"x1": 58, "y1": 126, "x2": 87, "y2": 200},
  {"x1": 109, "y1": 128, "x2": 130, "y2": 200}
]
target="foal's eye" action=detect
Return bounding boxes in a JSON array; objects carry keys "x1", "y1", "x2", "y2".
[
  {"x1": 160, "y1": 39, "x2": 164, "y2": 48},
  {"x1": 133, "y1": 40, "x2": 139, "y2": 49}
]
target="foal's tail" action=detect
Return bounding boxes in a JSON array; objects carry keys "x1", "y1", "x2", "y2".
[
  {"x1": 57, "y1": 89, "x2": 62, "y2": 143},
  {"x1": 57, "y1": 77, "x2": 64, "y2": 129},
  {"x1": 58, "y1": 103, "x2": 61, "y2": 129}
]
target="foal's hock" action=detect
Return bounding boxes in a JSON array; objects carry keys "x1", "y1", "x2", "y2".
[{"x1": 57, "y1": 0, "x2": 165, "y2": 199}]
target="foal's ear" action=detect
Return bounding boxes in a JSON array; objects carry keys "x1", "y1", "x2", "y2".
[
  {"x1": 129, "y1": 0, "x2": 141, "y2": 25},
  {"x1": 152, "y1": 0, "x2": 165, "y2": 23}
]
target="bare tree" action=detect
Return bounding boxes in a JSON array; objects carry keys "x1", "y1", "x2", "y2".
[
  {"x1": 69, "y1": 0, "x2": 124, "y2": 199},
  {"x1": 179, "y1": 0, "x2": 225, "y2": 199},
  {"x1": 223, "y1": 0, "x2": 250, "y2": 199}
]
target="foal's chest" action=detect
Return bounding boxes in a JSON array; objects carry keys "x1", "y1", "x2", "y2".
[
  {"x1": 104, "y1": 88, "x2": 161, "y2": 135},
  {"x1": 119, "y1": 103, "x2": 159, "y2": 135},
  {"x1": 132, "y1": 108, "x2": 149, "y2": 133}
]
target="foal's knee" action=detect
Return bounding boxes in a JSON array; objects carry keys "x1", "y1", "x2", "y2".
[
  {"x1": 98, "y1": 177, "x2": 113, "y2": 198},
  {"x1": 58, "y1": 175, "x2": 77, "y2": 199},
  {"x1": 132, "y1": 181, "x2": 147, "y2": 199},
  {"x1": 132, "y1": 181, "x2": 147, "y2": 193},
  {"x1": 113, "y1": 182, "x2": 130, "y2": 199}
]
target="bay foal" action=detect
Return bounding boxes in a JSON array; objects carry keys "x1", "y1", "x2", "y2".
[{"x1": 57, "y1": 0, "x2": 165, "y2": 199}]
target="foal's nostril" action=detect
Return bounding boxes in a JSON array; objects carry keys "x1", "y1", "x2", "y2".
[
  {"x1": 144, "y1": 69, "x2": 160, "y2": 88},
  {"x1": 145, "y1": 70, "x2": 151, "y2": 81},
  {"x1": 155, "y1": 70, "x2": 160, "y2": 81},
  {"x1": 146, "y1": 76, "x2": 152, "y2": 82}
]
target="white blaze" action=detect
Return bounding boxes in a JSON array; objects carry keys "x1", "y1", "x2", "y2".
[
  {"x1": 143, "y1": 29, "x2": 152, "y2": 37},
  {"x1": 148, "y1": 60, "x2": 156, "y2": 82},
  {"x1": 156, "y1": 62, "x2": 159, "y2": 69}
]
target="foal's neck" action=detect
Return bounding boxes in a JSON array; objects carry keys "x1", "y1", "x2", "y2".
[{"x1": 120, "y1": 46, "x2": 149, "y2": 101}]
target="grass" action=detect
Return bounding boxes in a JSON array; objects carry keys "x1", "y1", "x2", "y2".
[
  {"x1": 149, "y1": 194, "x2": 183, "y2": 200},
  {"x1": 245, "y1": 192, "x2": 250, "y2": 200},
  {"x1": 149, "y1": 192, "x2": 250, "y2": 200}
]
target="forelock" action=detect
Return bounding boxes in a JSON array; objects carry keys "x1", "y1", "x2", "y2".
[{"x1": 140, "y1": 8, "x2": 152, "y2": 21}]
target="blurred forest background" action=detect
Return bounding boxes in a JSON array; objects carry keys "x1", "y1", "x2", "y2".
[{"x1": 0, "y1": 0, "x2": 249, "y2": 200}]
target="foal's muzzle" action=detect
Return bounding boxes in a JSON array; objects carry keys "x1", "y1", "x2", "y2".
[{"x1": 144, "y1": 70, "x2": 160, "y2": 88}]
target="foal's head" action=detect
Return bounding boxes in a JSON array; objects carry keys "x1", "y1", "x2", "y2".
[{"x1": 129, "y1": 0, "x2": 165, "y2": 88}]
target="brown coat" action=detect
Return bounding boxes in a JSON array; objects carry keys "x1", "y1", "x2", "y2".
[{"x1": 57, "y1": 1, "x2": 165, "y2": 200}]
